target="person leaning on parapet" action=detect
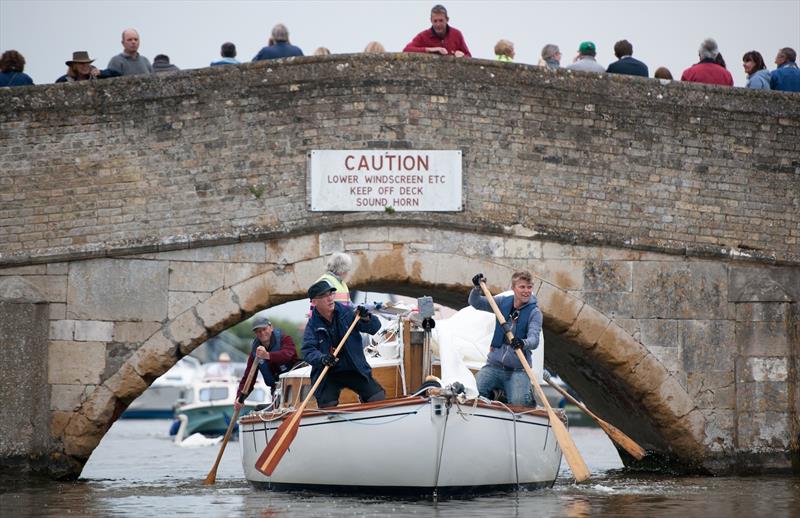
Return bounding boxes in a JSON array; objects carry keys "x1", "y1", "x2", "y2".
[
  {"x1": 253, "y1": 23, "x2": 304, "y2": 61},
  {"x1": 152, "y1": 54, "x2": 179, "y2": 73},
  {"x1": 606, "y1": 39, "x2": 648, "y2": 77},
  {"x1": 211, "y1": 42, "x2": 240, "y2": 66},
  {"x1": 565, "y1": 41, "x2": 605, "y2": 73},
  {"x1": 313, "y1": 47, "x2": 332, "y2": 56},
  {"x1": 538, "y1": 44, "x2": 561, "y2": 68},
  {"x1": 234, "y1": 316, "x2": 298, "y2": 410},
  {"x1": 403, "y1": 4, "x2": 471, "y2": 57},
  {"x1": 742, "y1": 51, "x2": 771, "y2": 90},
  {"x1": 680, "y1": 38, "x2": 733, "y2": 86},
  {"x1": 107, "y1": 28, "x2": 153, "y2": 76},
  {"x1": 364, "y1": 41, "x2": 386, "y2": 54},
  {"x1": 301, "y1": 280, "x2": 385, "y2": 408},
  {"x1": 468, "y1": 271, "x2": 542, "y2": 407},
  {"x1": 56, "y1": 51, "x2": 119, "y2": 83},
  {"x1": 494, "y1": 39, "x2": 514, "y2": 62},
  {"x1": 770, "y1": 47, "x2": 800, "y2": 92},
  {"x1": 0, "y1": 49, "x2": 34, "y2": 87}
]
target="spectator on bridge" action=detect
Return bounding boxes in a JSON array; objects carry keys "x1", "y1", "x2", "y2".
[
  {"x1": 494, "y1": 39, "x2": 515, "y2": 62},
  {"x1": 56, "y1": 51, "x2": 119, "y2": 83},
  {"x1": 152, "y1": 54, "x2": 180, "y2": 73},
  {"x1": 364, "y1": 41, "x2": 386, "y2": 53},
  {"x1": 0, "y1": 50, "x2": 34, "y2": 87},
  {"x1": 107, "y1": 28, "x2": 153, "y2": 76},
  {"x1": 468, "y1": 271, "x2": 542, "y2": 407},
  {"x1": 234, "y1": 316, "x2": 298, "y2": 410},
  {"x1": 715, "y1": 52, "x2": 727, "y2": 69},
  {"x1": 742, "y1": 51, "x2": 771, "y2": 90},
  {"x1": 566, "y1": 41, "x2": 605, "y2": 73},
  {"x1": 314, "y1": 47, "x2": 332, "y2": 56},
  {"x1": 606, "y1": 39, "x2": 648, "y2": 77},
  {"x1": 654, "y1": 66, "x2": 673, "y2": 80},
  {"x1": 680, "y1": 38, "x2": 733, "y2": 86},
  {"x1": 403, "y1": 4, "x2": 471, "y2": 57},
  {"x1": 770, "y1": 47, "x2": 800, "y2": 92},
  {"x1": 253, "y1": 24, "x2": 304, "y2": 61},
  {"x1": 211, "y1": 42, "x2": 240, "y2": 66},
  {"x1": 538, "y1": 44, "x2": 561, "y2": 68}
]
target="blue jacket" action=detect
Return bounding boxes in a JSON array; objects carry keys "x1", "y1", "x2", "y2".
[
  {"x1": 606, "y1": 56, "x2": 649, "y2": 77},
  {"x1": 469, "y1": 288, "x2": 542, "y2": 370},
  {"x1": 302, "y1": 302, "x2": 381, "y2": 385},
  {"x1": 770, "y1": 62, "x2": 800, "y2": 92},
  {"x1": 252, "y1": 42, "x2": 304, "y2": 62},
  {"x1": 0, "y1": 71, "x2": 34, "y2": 87},
  {"x1": 746, "y1": 69, "x2": 771, "y2": 90}
]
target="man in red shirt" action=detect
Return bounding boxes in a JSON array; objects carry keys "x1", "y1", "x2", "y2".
[
  {"x1": 403, "y1": 4, "x2": 471, "y2": 58},
  {"x1": 681, "y1": 38, "x2": 733, "y2": 87}
]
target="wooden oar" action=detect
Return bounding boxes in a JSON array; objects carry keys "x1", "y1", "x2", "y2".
[
  {"x1": 203, "y1": 355, "x2": 261, "y2": 485},
  {"x1": 542, "y1": 372, "x2": 646, "y2": 460},
  {"x1": 479, "y1": 280, "x2": 590, "y2": 483},
  {"x1": 255, "y1": 314, "x2": 361, "y2": 476}
]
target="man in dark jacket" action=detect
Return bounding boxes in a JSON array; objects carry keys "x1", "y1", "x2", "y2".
[
  {"x1": 606, "y1": 39, "x2": 649, "y2": 77},
  {"x1": 301, "y1": 279, "x2": 384, "y2": 408},
  {"x1": 234, "y1": 316, "x2": 298, "y2": 410},
  {"x1": 469, "y1": 270, "x2": 542, "y2": 406},
  {"x1": 252, "y1": 23, "x2": 304, "y2": 61}
]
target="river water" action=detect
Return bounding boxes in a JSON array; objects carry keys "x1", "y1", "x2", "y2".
[{"x1": 2, "y1": 420, "x2": 797, "y2": 517}]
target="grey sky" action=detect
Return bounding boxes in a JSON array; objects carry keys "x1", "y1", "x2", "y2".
[{"x1": 2, "y1": 0, "x2": 799, "y2": 87}]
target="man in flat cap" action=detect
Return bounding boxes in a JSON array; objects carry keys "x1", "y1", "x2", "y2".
[
  {"x1": 234, "y1": 315, "x2": 299, "y2": 410},
  {"x1": 301, "y1": 279, "x2": 384, "y2": 408}
]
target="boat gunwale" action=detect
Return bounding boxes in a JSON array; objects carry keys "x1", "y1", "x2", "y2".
[{"x1": 239, "y1": 395, "x2": 561, "y2": 425}]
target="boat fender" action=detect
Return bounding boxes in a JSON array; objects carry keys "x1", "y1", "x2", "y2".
[{"x1": 168, "y1": 418, "x2": 180, "y2": 437}]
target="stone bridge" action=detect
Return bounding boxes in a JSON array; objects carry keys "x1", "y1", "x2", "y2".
[{"x1": 0, "y1": 54, "x2": 798, "y2": 479}]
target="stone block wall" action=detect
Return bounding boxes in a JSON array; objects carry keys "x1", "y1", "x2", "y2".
[{"x1": 1, "y1": 54, "x2": 798, "y2": 267}]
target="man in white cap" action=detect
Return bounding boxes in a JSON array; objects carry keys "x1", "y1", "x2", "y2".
[
  {"x1": 234, "y1": 316, "x2": 298, "y2": 410},
  {"x1": 301, "y1": 279, "x2": 384, "y2": 408}
]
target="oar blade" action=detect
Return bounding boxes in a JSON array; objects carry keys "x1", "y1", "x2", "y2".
[
  {"x1": 546, "y1": 407, "x2": 591, "y2": 483},
  {"x1": 597, "y1": 420, "x2": 646, "y2": 460},
  {"x1": 255, "y1": 414, "x2": 300, "y2": 476}
]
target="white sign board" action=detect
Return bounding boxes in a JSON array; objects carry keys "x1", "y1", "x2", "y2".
[{"x1": 309, "y1": 150, "x2": 462, "y2": 211}]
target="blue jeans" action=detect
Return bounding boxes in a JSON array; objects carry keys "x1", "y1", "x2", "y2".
[{"x1": 476, "y1": 364, "x2": 534, "y2": 406}]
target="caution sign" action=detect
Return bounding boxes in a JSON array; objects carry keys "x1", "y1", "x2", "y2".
[{"x1": 309, "y1": 150, "x2": 462, "y2": 211}]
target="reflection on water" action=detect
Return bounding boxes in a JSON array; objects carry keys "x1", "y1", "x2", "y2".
[{"x1": 1, "y1": 420, "x2": 798, "y2": 517}]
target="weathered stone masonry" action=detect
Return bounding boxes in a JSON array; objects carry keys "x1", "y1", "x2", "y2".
[{"x1": 0, "y1": 54, "x2": 798, "y2": 478}]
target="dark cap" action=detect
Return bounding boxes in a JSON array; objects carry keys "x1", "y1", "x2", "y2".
[
  {"x1": 307, "y1": 279, "x2": 336, "y2": 299},
  {"x1": 251, "y1": 315, "x2": 272, "y2": 330}
]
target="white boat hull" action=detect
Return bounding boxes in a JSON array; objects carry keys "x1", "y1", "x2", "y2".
[{"x1": 239, "y1": 396, "x2": 563, "y2": 495}]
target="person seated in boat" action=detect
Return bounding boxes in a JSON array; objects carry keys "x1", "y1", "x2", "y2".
[
  {"x1": 205, "y1": 352, "x2": 234, "y2": 379},
  {"x1": 468, "y1": 270, "x2": 542, "y2": 407},
  {"x1": 234, "y1": 316, "x2": 299, "y2": 410},
  {"x1": 301, "y1": 279, "x2": 385, "y2": 408}
]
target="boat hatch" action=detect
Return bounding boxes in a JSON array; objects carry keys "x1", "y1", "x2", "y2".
[{"x1": 199, "y1": 387, "x2": 229, "y2": 402}]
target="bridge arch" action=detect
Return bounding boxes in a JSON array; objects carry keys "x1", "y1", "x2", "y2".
[{"x1": 51, "y1": 226, "x2": 704, "y2": 478}]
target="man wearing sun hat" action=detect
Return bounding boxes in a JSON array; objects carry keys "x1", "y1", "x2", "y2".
[
  {"x1": 566, "y1": 41, "x2": 605, "y2": 73},
  {"x1": 55, "y1": 51, "x2": 119, "y2": 83},
  {"x1": 234, "y1": 315, "x2": 299, "y2": 410},
  {"x1": 301, "y1": 279, "x2": 384, "y2": 408}
]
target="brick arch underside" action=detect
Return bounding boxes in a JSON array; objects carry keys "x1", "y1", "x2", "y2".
[{"x1": 65, "y1": 229, "x2": 707, "y2": 475}]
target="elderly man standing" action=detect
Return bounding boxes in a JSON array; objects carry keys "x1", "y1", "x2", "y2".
[
  {"x1": 680, "y1": 38, "x2": 733, "y2": 86},
  {"x1": 301, "y1": 280, "x2": 384, "y2": 408},
  {"x1": 770, "y1": 47, "x2": 800, "y2": 92},
  {"x1": 107, "y1": 28, "x2": 153, "y2": 76},
  {"x1": 253, "y1": 24, "x2": 304, "y2": 61},
  {"x1": 234, "y1": 316, "x2": 298, "y2": 410},
  {"x1": 468, "y1": 271, "x2": 542, "y2": 407},
  {"x1": 403, "y1": 4, "x2": 471, "y2": 57}
]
